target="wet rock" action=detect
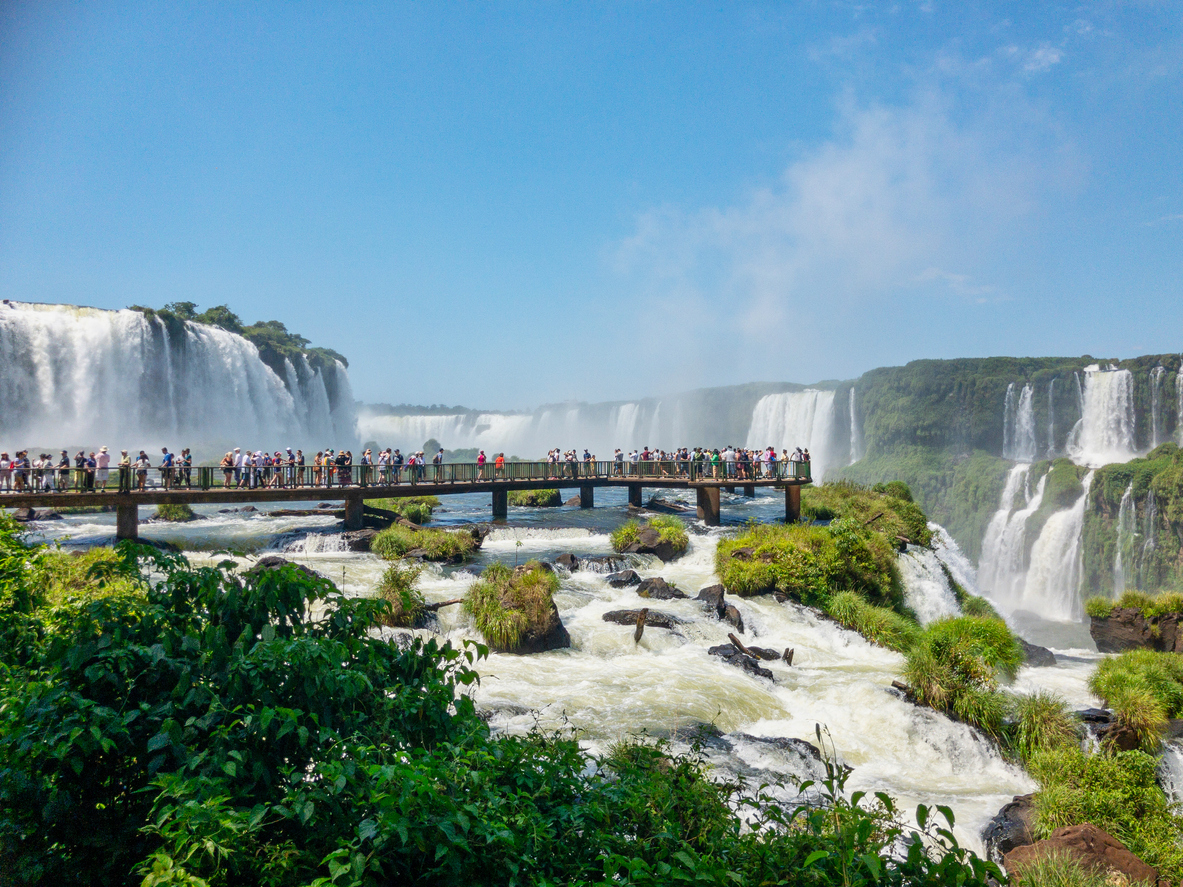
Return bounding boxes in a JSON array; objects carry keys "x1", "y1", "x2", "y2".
[
  {"x1": 579, "y1": 555, "x2": 627, "y2": 573},
  {"x1": 982, "y1": 794, "x2": 1036, "y2": 866},
  {"x1": 341, "y1": 529, "x2": 378, "y2": 552},
  {"x1": 1018, "y1": 637, "x2": 1057, "y2": 668},
  {"x1": 555, "y1": 553, "x2": 580, "y2": 571},
  {"x1": 502, "y1": 602, "x2": 571, "y2": 655},
  {"x1": 1076, "y1": 708, "x2": 1114, "y2": 724},
  {"x1": 643, "y1": 497, "x2": 691, "y2": 514},
  {"x1": 697, "y1": 584, "x2": 726, "y2": 618},
  {"x1": 138, "y1": 538, "x2": 182, "y2": 553},
  {"x1": 707, "y1": 644, "x2": 774, "y2": 680},
  {"x1": 743, "y1": 645, "x2": 781, "y2": 661},
  {"x1": 607, "y1": 569, "x2": 642, "y2": 588},
  {"x1": 722, "y1": 604, "x2": 745, "y2": 633},
  {"x1": 219, "y1": 505, "x2": 258, "y2": 513},
  {"x1": 11, "y1": 507, "x2": 62, "y2": 522},
  {"x1": 1004, "y1": 824, "x2": 1158, "y2": 885},
  {"x1": 602, "y1": 609, "x2": 684, "y2": 630},
  {"x1": 622, "y1": 527, "x2": 683, "y2": 563},
  {"x1": 1090, "y1": 607, "x2": 1183, "y2": 653},
  {"x1": 246, "y1": 555, "x2": 324, "y2": 582},
  {"x1": 317, "y1": 503, "x2": 335, "y2": 508},
  {"x1": 637, "y1": 577, "x2": 687, "y2": 600},
  {"x1": 733, "y1": 733, "x2": 823, "y2": 762},
  {"x1": 564, "y1": 496, "x2": 581, "y2": 506}
]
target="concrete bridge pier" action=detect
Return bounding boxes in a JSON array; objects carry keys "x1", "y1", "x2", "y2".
[
  {"x1": 116, "y1": 503, "x2": 138, "y2": 540},
  {"x1": 344, "y1": 494, "x2": 365, "y2": 530},
  {"x1": 492, "y1": 489, "x2": 508, "y2": 519},
  {"x1": 696, "y1": 486, "x2": 720, "y2": 527},
  {"x1": 724, "y1": 486, "x2": 736, "y2": 494},
  {"x1": 743, "y1": 485, "x2": 755, "y2": 498},
  {"x1": 785, "y1": 485, "x2": 801, "y2": 523},
  {"x1": 580, "y1": 484, "x2": 594, "y2": 508},
  {"x1": 628, "y1": 484, "x2": 643, "y2": 507}
]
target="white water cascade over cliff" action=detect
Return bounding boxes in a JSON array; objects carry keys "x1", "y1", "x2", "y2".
[
  {"x1": 1113, "y1": 482, "x2": 1135, "y2": 596},
  {"x1": 0, "y1": 302, "x2": 358, "y2": 451},
  {"x1": 1067, "y1": 368, "x2": 1137, "y2": 466},
  {"x1": 746, "y1": 390, "x2": 838, "y2": 479},
  {"x1": 1003, "y1": 383, "x2": 1037, "y2": 462},
  {"x1": 978, "y1": 465, "x2": 1045, "y2": 606}
]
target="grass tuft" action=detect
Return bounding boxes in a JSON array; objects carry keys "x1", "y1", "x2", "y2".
[
  {"x1": 1007, "y1": 850, "x2": 1116, "y2": 887},
  {"x1": 1089, "y1": 649, "x2": 1183, "y2": 749},
  {"x1": 1084, "y1": 596, "x2": 1116, "y2": 619},
  {"x1": 1010, "y1": 691, "x2": 1078, "y2": 763},
  {"x1": 371, "y1": 525, "x2": 477, "y2": 562},
  {"x1": 154, "y1": 503, "x2": 197, "y2": 522},
  {"x1": 375, "y1": 563, "x2": 425, "y2": 628},
  {"x1": 825, "y1": 591, "x2": 920, "y2": 652},
  {"x1": 463, "y1": 561, "x2": 559, "y2": 651}
]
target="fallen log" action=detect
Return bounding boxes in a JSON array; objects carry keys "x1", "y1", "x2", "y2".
[
  {"x1": 425, "y1": 598, "x2": 464, "y2": 612},
  {"x1": 728, "y1": 632, "x2": 756, "y2": 658}
]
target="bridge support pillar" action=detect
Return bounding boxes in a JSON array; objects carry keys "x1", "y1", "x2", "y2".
[
  {"x1": 627, "y1": 484, "x2": 643, "y2": 507},
  {"x1": 696, "y1": 487, "x2": 720, "y2": 527},
  {"x1": 724, "y1": 486, "x2": 736, "y2": 494},
  {"x1": 580, "y1": 485, "x2": 594, "y2": 509},
  {"x1": 492, "y1": 489, "x2": 508, "y2": 519},
  {"x1": 785, "y1": 485, "x2": 801, "y2": 523},
  {"x1": 743, "y1": 485, "x2": 755, "y2": 498},
  {"x1": 344, "y1": 494, "x2": 365, "y2": 530},
  {"x1": 116, "y1": 503, "x2": 138, "y2": 540}
]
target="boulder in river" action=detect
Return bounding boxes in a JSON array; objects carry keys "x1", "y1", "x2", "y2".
[
  {"x1": 637, "y1": 577, "x2": 687, "y2": 600},
  {"x1": 1018, "y1": 637, "x2": 1056, "y2": 668},
  {"x1": 342, "y1": 529, "x2": 378, "y2": 552},
  {"x1": 555, "y1": 553, "x2": 580, "y2": 571},
  {"x1": 246, "y1": 555, "x2": 325, "y2": 582},
  {"x1": 982, "y1": 794, "x2": 1036, "y2": 865},
  {"x1": 11, "y1": 507, "x2": 62, "y2": 522},
  {"x1": 1004, "y1": 824, "x2": 1158, "y2": 886},
  {"x1": 622, "y1": 527, "x2": 684, "y2": 563},
  {"x1": 1090, "y1": 607, "x2": 1183, "y2": 653},
  {"x1": 722, "y1": 604, "x2": 744, "y2": 633},
  {"x1": 602, "y1": 609, "x2": 683, "y2": 631},
  {"x1": 564, "y1": 496, "x2": 581, "y2": 506},
  {"x1": 708, "y1": 644, "x2": 774, "y2": 680},
  {"x1": 579, "y1": 555, "x2": 627, "y2": 573},
  {"x1": 607, "y1": 569, "x2": 642, "y2": 588},
  {"x1": 697, "y1": 584, "x2": 726, "y2": 618}
]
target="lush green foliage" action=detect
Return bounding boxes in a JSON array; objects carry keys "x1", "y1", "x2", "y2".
[
  {"x1": 610, "y1": 519, "x2": 641, "y2": 551},
  {"x1": 1008, "y1": 692, "x2": 1078, "y2": 763},
  {"x1": 1028, "y1": 746, "x2": 1183, "y2": 880},
  {"x1": 1089, "y1": 649, "x2": 1183, "y2": 748},
  {"x1": 610, "y1": 516, "x2": 689, "y2": 555},
  {"x1": 375, "y1": 563, "x2": 425, "y2": 627},
  {"x1": 1007, "y1": 850, "x2": 1116, "y2": 887},
  {"x1": 371, "y1": 524, "x2": 476, "y2": 562},
  {"x1": 802, "y1": 480, "x2": 932, "y2": 546},
  {"x1": 1084, "y1": 596, "x2": 1115, "y2": 618},
  {"x1": 463, "y1": 561, "x2": 559, "y2": 651},
  {"x1": 507, "y1": 489, "x2": 562, "y2": 507},
  {"x1": 29, "y1": 546, "x2": 145, "y2": 611},
  {"x1": 824, "y1": 591, "x2": 920, "y2": 653},
  {"x1": 366, "y1": 496, "x2": 440, "y2": 525},
  {"x1": 154, "y1": 503, "x2": 197, "y2": 522},
  {"x1": 1086, "y1": 589, "x2": 1183, "y2": 621}
]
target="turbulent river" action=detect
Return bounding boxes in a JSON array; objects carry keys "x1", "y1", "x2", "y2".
[{"x1": 25, "y1": 488, "x2": 1103, "y2": 853}]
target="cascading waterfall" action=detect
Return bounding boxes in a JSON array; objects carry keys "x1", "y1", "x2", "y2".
[
  {"x1": 848, "y1": 388, "x2": 863, "y2": 464},
  {"x1": 1112, "y1": 483, "x2": 1135, "y2": 596},
  {"x1": 978, "y1": 465, "x2": 1045, "y2": 605},
  {"x1": 1022, "y1": 470, "x2": 1095, "y2": 621},
  {"x1": 1066, "y1": 369, "x2": 1137, "y2": 466},
  {"x1": 1151, "y1": 366, "x2": 1166, "y2": 449},
  {"x1": 1138, "y1": 488, "x2": 1158, "y2": 590},
  {"x1": 1046, "y1": 378, "x2": 1056, "y2": 457},
  {"x1": 1002, "y1": 383, "x2": 1036, "y2": 461},
  {"x1": 0, "y1": 302, "x2": 357, "y2": 451},
  {"x1": 1178, "y1": 366, "x2": 1183, "y2": 445},
  {"x1": 899, "y1": 545, "x2": 962, "y2": 624},
  {"x1": 745, "y1": 390, "x2": 837, "y2": 480}
]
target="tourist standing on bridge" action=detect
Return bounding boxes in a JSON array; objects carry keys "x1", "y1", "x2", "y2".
[
  {"x1": 96, "y1": 446, "x2": 110, "y2": 489},
  {"x1": 220, "y1": 452, "x2": 234, "y2": 486},
  {"x1": 494, "y1": 452, "x2": 505, "y2": 478},
  {"x1": 0, "y1": 453, "x2": 9, "y2": 492},
  {"x1": 434, "y1": 448, "x2": 444, "y2": 482},
  {"x1": 135, "y1": 451, "x2": 149, "y2": 491},
  {"x1": 477, "y1": 450, "x2": 486, "y2": 479}
]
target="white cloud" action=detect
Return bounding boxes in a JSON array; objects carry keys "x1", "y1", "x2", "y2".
[{"x1": 1024, "y1": 43, "x2": 1064, "y2": 72}]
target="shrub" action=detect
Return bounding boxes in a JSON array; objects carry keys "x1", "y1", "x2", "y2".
[
  {"x1": 650, "y1": 515, "x2": 689, "y2": 551},
  {"x1": 803, "y1": 480, "x2": 932, "y2": 546},
  {"x1": 960, "y1": 594, "x2": 1002, "y2": 621},
  {"x1": 610, "y1": 520, "x2": 642, "y2": 552},
  {"x1": 1008, "y1": 850, "x2": 1115, "y2": 887},
  {"x1": 1089, "y1": 650, "x2": 1183, "y2": 748},
  {"x1": 1148, "y1": 591, "x2": 1183, "y2": 618},
  {"x1": 1084, "y1": 596, "x2": 1115, "y2": 619},
  {"x1": 366, "y1": 495, "x2": 440, "y2": 524},
  {"x1": 872, "y1": 479, "x2": 914, "y2": 502},
  {"x1": 507, "y1": 489, "x2": 562, "y2": 507},
  {"x1": 154, "y1": 503, "x2": 197, "y2": 522},
  {"x1": 371, "y1": 524, "x2": 477, "y2": 562},
  {"x1": 1117, "y1": 589, "x2": 1156, "y2": 612},
  {"x1": 30, "y1": 546, "x2": 145, "y2": 612},
  {"x1": 375, "y1": 563, "x2": 425, "y2": 627},
  {"x1": 463, "y1": 561, "x2": 559, "y2": 651},
  {"x1": 1009, "y1": 691, "x2": 1077, "y2": 763},
  {"x1": 825, "y1": 590, "x2": 921, "y2": 652}
]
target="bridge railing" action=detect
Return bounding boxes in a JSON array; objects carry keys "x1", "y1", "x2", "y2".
[{"x1": 0, "y1": 459, "x2": 811, "y2": 494}]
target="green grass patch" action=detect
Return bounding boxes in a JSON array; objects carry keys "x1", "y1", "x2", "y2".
[
  {"x1": 1087, "y1": 590, "x2": 1183, "y2": 622},
  {"x1": 1008, "y1": 691, "x2": 1078, "y2": 764},
  {"x1": 30, "y1": 546, "x2": 145, "y2": 613},
  {"x1": 371, "y1": 524, "x2": 477, "y2": 562},
  {"x1": 463, "y1": 561, "x2": 559, "y2": 651},
  {"x1": 610, "y1": 520, "x2": 641, "y2": 551},
  {"x1": 802, "y1": 480, "x2": 933, "y2": 546},
  {"x1": 1007, "y1": 850, "x2": 1118, "y2": 887},
  {"x1": 1089, "y1": 649, "x2": 1183, "y2": 749},
  {"x1": 366, "y1": 495, "x2": 441, "y2": 525},
  {"x1": 507, "y1": 489, "x2": 562, "y2": 507},
  {"x1": 1084, "y1": 596, "x2": 1115, "y2": 619},
  {"x1": 610, "y1": 516, "x2": 689, "y2": 555},
  {"x1": 825, "y1": 591, "x2": 921, "y2": 652},
  {"x1": 375, "y1": 563, "x2": 425, "y2": 628},
  {"x1": 153, "y1": 503, "x2": 197, "y2": 522}
]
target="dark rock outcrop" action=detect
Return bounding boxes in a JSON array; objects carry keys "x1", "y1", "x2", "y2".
[
  {"x1": 708, "y1": 644, "x2": 774, "y2": 679},
  {"x1": 1018, "y1": 637, "x2": 1057, "y2": 668},
  {"x1": 602, "y1": 609, "x2": 684, "y2": 630},
  {"x1": 507, "y1": 602, "x2": 571, "y2": 655},
  {"x1": 555, "y1": 553, "x2": 580, "y2": 571},
  {"x1": 246, "y1": 555, "x2": 324, "y2": 582},
  {"x1": 1003, "y1": 824, "x2": 1157, "y2": 885},
  {"x1": 637, "y1": 577, "x2": 687, "y2": 600},
  {"x1": 564, "y1": 496, "x2": 581, "y2": 506},
  {"x1": 219, "y1": 505, "x2": 258, "y2": 513},
  {"x1": 1091, "y1": 607, "x2": 1183, "y2": 653},
  {"x1": 11, "y1": 507, "x2": 62, "y2": 522},
  {"x1": 642, "y1": 497, "x2": 691, "y2": 514},
  {"x1": 622, "y1": 527, "x2": 684, "y2": 563},
  {"x1": 341, "y1": 529, "x2": 378, "y2": 552},
  {"x1": 579, "y1": 555, "x2": 627, "y2": 573},
  {"x1": 607, "y1": 569, "x2": 642, "y2": 588},
  {"x1": 982, "y1": 794, "x2": 1036, "y2": 866},
  {"x1": 697, "y1": 584, "x2": 726, "y2": 618},
  {"x1": 722, "y1": 604, "x2": 745, "y2": 633}
]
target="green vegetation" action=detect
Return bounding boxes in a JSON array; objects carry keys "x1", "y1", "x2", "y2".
[
  {"x1": 1086, "y1": 589, "x2": 1183, "y2": 621},
  {"x1": 153, "y1": 502, "x2": 197, "y2": 522},
  {"x1": 1084, "y1": 596, "x2": 1116, "y2": 619},
  {"x1": 1089, "y1": 649, "x2": 1183, "y2": 749},
  {"x1": 1009, "y1": 691, "x2": 1078, "y2": 763},
  {"x1": 1027, "y1": 746, "x2": 1183, "y2": 880},
  {"x1": 30, "y1": 546, "x2": 145, "y2": 611},
  {"x1": 802, "y1": 479, "x2": 932, "y2": 546},
  {"x1": 375, "y1": 563, "x2": 425, "y2": 627},
  {"x1": 367, "y1": 495, "x2": 440, "y2": 525},
  {"x1": 610, "y1": 515, "x2": 689, "y2": 555},
  {"x1": 1007, "y1": 850, "x2": 1118, "y2": 887},
  {"x1": 507, "y1": 489, "x2": 562, "y2": 507},
  {"x1": 463, "y1": 561, "x2": 559, "y2": 651},
  {"x1": 610, "y1": 519, "x2": 642, "y2": 550},
  {"x1": 824, "y1": 590, "x2": 920, "y2": 653},
  {"x1": 371, "y1": 524, "x2": 477, "y2": 562}
]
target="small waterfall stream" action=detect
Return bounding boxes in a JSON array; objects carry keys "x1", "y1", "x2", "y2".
[
  {"x1": 1113, "y1": 482, "x2": 1135, "y2": 596},
  {"x1": 1151, "y1": 366, "x2": 1166, "y2": 449},
  {"x1": 979, "y1": 465, "x2": 1045, "y2": 606},
  {"x1": 1022, "y1": 471, "x2": 1095, "y2": 621},
  {"x1": 1002, "y1": 384, "x2": 1038, "y2": 462},
  {"x1": 1067, "y1": 369, "x2": 1137, "y2": 466}
]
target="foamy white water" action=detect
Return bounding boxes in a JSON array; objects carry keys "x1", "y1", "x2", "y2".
[{"x1": 1067, "y1": 369, "x2": 1137, "y2": 467}]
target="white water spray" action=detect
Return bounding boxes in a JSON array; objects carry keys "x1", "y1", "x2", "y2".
[
  {"x1": 745, "y1": 390, "x2": 837, "y2": 480},
  {"x1": 978, "y1": 465, "x2": 1044, "y2": 605},
  {"x1": 1023, "y1": 471, "x2": 1095, "y2": 621},
  {"x1": 1067, "y1": 369, "x2": 1137, "y2": 467},
  {"x1": 848, "y1": 388, "x2": 863, "y2": 464},
  {"x1": 1046, "y1": 378, "x2": 1056, "y2": 457},
  {"x1": 1003, "y1": 383, "x2": 1036, "y2": 462}
]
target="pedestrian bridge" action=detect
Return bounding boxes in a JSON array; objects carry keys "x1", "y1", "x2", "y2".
[{"x1": 1, "y1": 460, "x2": 812, "y2": 538}]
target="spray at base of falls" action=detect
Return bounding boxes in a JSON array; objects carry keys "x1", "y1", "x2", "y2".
[{"x1": 745, "y1": 390, "x2": 837, "y2": 480}]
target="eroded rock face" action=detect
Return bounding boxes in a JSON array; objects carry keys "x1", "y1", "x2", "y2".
[
  {"x1": 1091, "y1": 607, "x2": 1183, "y2": 653},
  {"x1": 602, "y1": 609, "x2": 683, "y2": 630},
  {"x1": 722, "y1": 604, "x2": 745, "y2": 633},
  {"x1": 494, "y1": 601, "x2": 571, "y2": 656},
  {"x1": 341, "y1": 529, "x2": 378, "y2": 552},
  {"x1": 982, "y1": 794, "x2": 1036, "y2": 866},
  {"x1": 607, "y1": 570, "x2": 642, "y2": 588},
  {"x1": 637, "y1": 577, "x2": 687, "y2": 600},
  {"x1": 1003, "y1": 824, "x2": 1158, "y2": 885},
  {"x1": 555, "y1": 553, "x2": 580, "y2": 571}
]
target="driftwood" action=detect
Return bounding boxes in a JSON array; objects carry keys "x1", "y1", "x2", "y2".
[
  {"x1": 891, "y1": 680, "x2": 913, "y2": 695},
  {"x1": 728, "y1": 632, "x2": 756, "y2": 658},
  {"x1": 425, "y1": 598, "x2": 464, "y2": 612},
  {"x1": 634, "y1": 608, "x2": 648, "y2": 643},
  {"x1": 783, "y1": 647, "x2": 794, "y2": 666},
  {"x1": 864, "y1": 512, "x2": 885, "y2": 527}
]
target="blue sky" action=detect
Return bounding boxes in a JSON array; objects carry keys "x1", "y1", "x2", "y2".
[{"x1": 1, "y1": 2, "x2": 1181, "y2": 409}]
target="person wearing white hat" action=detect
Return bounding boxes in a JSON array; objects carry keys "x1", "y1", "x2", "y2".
[{"x1": 96, "y1": 446, "x2": 110, "y2": 489}]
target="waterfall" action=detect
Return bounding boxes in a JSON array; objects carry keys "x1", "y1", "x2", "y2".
[
  {"x1": 848, "y1": 388, "x2": 863, "y2": 464},
  {"x1": 745, "y1": 390, "x2": 838, "y2": 480},
  {"x1": 1151, "y1": 367, "x2": 1166, "y2": 449},
  {"x1": 1022, "y1": 470, "x2": 1095, "y2": 621},
  {"x1": 1046, "y1": 379, "x2": 1056, "y2": 457},
  {"x1": 0, "y1": 302, "x2": 358, "y2": 452},
  {"x1": 1066, "y1": 369, "x2": 1137, "y2": 467},
  {"x1": 900, "y1": 546, "x2": 962, "y2": 625},
  {"x1": 1113, "y1": 482, "x2": 1135, "y2": 596},
  {"x1": 1178, "y1": 366, "x2": 1183, "y2": 445},
  {"x1": 1002, "y1": 383, "x2": 1036, "y2": 461},
  {"x1": 978, "y1": 465, "x2": 1045, "y2": 605},
  {"x1": 1138, "y1": 488, "x2": 1158, "y2": 590}
]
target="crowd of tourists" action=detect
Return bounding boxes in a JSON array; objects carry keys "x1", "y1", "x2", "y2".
[{"x1": 0, "y1": 442, "x2": 810, "y2": 493}]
